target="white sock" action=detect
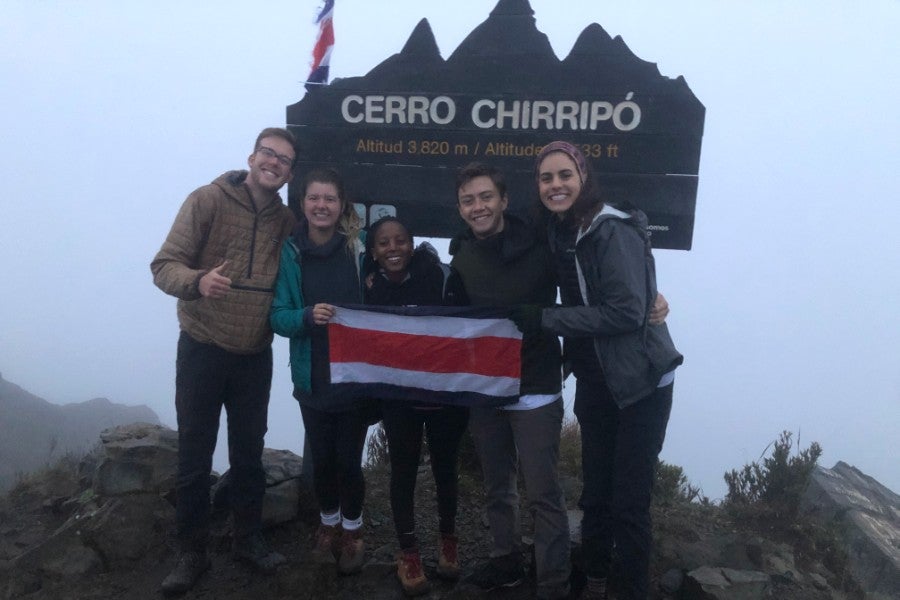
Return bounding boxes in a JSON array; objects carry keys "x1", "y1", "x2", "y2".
[
  {"x1": 321, "y1": 510, "x2": 340, "y2": 527},
  {"x1": 342, "y1": 514, "x2": 363, "y2": 531}
]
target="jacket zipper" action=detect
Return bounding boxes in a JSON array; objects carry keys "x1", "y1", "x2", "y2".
[{"x1": 247, "y1": 193, "x2": 259, "y2": 279}]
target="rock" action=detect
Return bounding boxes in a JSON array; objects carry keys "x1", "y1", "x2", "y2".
[
  {"x1": 656, "y1": 530, "x2": 746, "y2": 573},
  {"x1": 4, "y1": 512, "x2": 103, "y2": 599},
  {"x1": 802, "y1": 461, "x2": 900, "y2": 599},
  {"x1": 809, "y1": 571, "x2": 829, "y2": 590},
  {"x1": 213, "y1": 448, "x2": 310, "y2": 527},
  {"x1": 261, "y1": 448, "x2": 305, "y2": 484},
  {"x1": 78, "y1": 495, "x2": 172, "y2": 568},
  {"x1": 92, "y1": 423, "x2": 178, "y2": 496},
  {"x1": 683, "y1": 566, "x2": 770, "y2": 600},
  {"x1": 660, "y1": 567, "x2": 684, "y2": 593},
  {"x1": 262, "y1": 477, "x2": 301, "y2": 526},
  {"x1": 765, "y1": 551, "x2": 801, "y2": 584}
]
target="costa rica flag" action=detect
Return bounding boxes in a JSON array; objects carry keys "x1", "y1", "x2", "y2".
[
  {"x1": 306, "y1": 0, "x2": 334, "y2": 89},
  {"x1": 327, "y1": 304, "x2": 522, "y2": 407}
]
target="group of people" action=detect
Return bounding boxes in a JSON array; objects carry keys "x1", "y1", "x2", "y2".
[{"x1": 151, "y1": 127, "x2": 682, "y2": 600}]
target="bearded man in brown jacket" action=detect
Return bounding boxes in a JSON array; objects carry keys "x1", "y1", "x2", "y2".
[{"x1": 151, "y1": 127, "x2": 296, "y2": 594}]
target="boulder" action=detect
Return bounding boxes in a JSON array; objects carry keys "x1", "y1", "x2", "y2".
[
  {"x1": 4, "y1": 512, "x2": 103, "y2": 599},
  {"x1": 802, "y1": 461, "x2": 900, "y2": 599},
  {"x1": 682, "y1": 566, "x2": 770, "y2": 600},
  {"x1": 92, "y1": 423, "x2": 178, "y2": 496},
  {"x1": 212, "y1": 448, "x2": 309, "y2": 527},
  {"x1": 261, "y1": 448, "x2": 305, "y2": 484},
  {"x1": 78, "y1": 494, "x2": 172, "y2": 569}
]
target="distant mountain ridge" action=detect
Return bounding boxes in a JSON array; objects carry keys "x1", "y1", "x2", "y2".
[{"x1": 0, "y1": 373, "x2": 159, "y2": 491}]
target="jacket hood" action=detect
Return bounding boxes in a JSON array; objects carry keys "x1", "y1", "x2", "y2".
[
  {"x1": 407, "y1": 241, "x2": 441, "y2": 276},
  {"x1": 291, "y1": 221, "x2": 346, "y2": 258},
  {"x1": 577, "y1": 204, "x2": 648, "y2": 242},
  {"x1": 448, "y1": 212, "x2": 540, "y2": 264}
]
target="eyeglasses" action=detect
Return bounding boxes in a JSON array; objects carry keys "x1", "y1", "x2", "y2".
[{"x1": 256, "y1": 145, "x2": 294, "y2": 167}]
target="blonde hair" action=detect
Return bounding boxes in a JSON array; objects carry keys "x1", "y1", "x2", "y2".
[{"x1": 337, "y1": 201, "x2": 362, "y2": 256}]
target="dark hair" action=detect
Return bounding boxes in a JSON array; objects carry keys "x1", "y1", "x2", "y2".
[
  {"x1": 302, "y1": 167, "x2": 345, "y2": 201},
  {"x1": 534, "y1": 143, "x2": 603, "y2": 228},
  {"x1": 455, "y1": 162, "x2": 507, "y2": 200},
  {"x1": 253, "y1": 127, "x2": 298, "y2": 168},
  {"x1": 365, "y1": 216, "x2": 412, "y2": 257}
]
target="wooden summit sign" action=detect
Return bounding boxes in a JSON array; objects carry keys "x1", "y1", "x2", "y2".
[{"x1": 286, "y1": 0, "x2": 705, "y2": 250}]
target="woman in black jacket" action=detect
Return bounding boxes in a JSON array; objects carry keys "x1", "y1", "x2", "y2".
[
  {"x1": 528, "y1": 142, "x2": 683, "y2": 600},
  {"x1": 363, "y1": 216, "x2": 469, "y2": 596}
]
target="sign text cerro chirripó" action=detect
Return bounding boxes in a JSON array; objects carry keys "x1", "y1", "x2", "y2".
[{"x1": 287, "y1": 0, "x2": 705, "y2": 249}]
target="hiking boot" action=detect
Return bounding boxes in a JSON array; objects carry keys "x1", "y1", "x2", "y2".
[
  {"x1": 232, "y1": 532, "x2": 286, "y2": 574},
  {"x1": 338, "y1": 527, "x2": 365, "y2": 574},
  {"x1": 436, "y1": 534, "x2": 460, "y2": 580},
  {"x1": 160, "y1": 550, "x2": 210, "y2": 595},
  {"x1": 396, "y1": 548, "x2": 430, "y2": 596},
  {"x1": 466, "y1": 554, "x2": 525, "y2": 591},
  {"x1": 311, "y1": 524, "x2": 341, "y2": 563},
  {"x1": 580, "y1": 576, "x2": 608, "y2": 599}
]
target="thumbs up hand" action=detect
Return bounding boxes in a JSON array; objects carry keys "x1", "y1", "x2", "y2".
[{"x1": 198, "y1": 261, "x2": 232, "y2": 299}]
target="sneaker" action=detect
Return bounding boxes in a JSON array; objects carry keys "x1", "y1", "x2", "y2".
[
  {"x1": 580, "y1": 576, "x2": 608, "y2": 599},
  {"x1": 466, "y1": 554, "x2": 524, "y2": 591},
  {"x1": 311, "y1": 524, "x2": 341, "y2": 563},
  {"x1": 396, "y1": 548, "x2": 430, "y2": 596},
  {"x1": 436, "y1": 534, "x2": 460, "y2": 580},
  {"x1": 160, "y1": 550, "x2": 210, "y2": 595},
  {"x1": 338, "y1": 527, "x2": 365, "y2": 575},
  {"x1": 232, "y1": 532, "x2": 286, "y2": 574}
]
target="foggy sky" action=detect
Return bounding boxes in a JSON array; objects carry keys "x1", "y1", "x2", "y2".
[{"x1": 1, "y1": 0, "x2": 897, "y2": 500}]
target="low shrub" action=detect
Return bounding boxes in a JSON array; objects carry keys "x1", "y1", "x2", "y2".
[
  {"x1": 724, "y1": 430, "x2": 822, "y2": 518},
  {"x1": 558, "y1": 417, "x2": 582, "y2": 479},
  {"x1": 654, "y1": 460, "x2": 704, "y2": 505}
]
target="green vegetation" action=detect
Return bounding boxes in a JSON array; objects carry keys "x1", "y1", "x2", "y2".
[
  {"x1": 724, "y1": 430, "x2": 822, "y2": 518},
  {"x1": 557, "y1": 418, "x2": 582, "y2": 480},
  {"x1": 8, "y1": 451, "x2": 84, "y2": 507},
  {"x1": 654, "y1": 460, "x2": 705, "y2": 505}
]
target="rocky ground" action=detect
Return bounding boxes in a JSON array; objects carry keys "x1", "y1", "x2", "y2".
[{"x1": 0, "y1": 432, "x2": 868, "y2": 600}]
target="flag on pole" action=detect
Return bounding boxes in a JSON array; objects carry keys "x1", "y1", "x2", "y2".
[
  {"x1": 306, "y1": 0, "x2": 334, "y2": 89},
  {"x1": 327, "y1": 305, "x2": 522, "y2": 408}
]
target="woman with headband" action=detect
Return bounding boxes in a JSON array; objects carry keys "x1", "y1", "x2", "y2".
[{"x1": 515, "y1": 141, "x2": 683, "y2": 600}]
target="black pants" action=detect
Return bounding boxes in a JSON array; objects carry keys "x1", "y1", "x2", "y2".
[
  {"x1": 174, "y1": 332, "x2": 271, "y2": 549},
  {"x1": 575, "y1": 379, "x2": 673, "y2": 600},
  {"x1": 381, "y1": 403, "x2": 469, "y2": 549},
  {"x1": 299, "y1": 402, "x2": 369, "y2": 520}
]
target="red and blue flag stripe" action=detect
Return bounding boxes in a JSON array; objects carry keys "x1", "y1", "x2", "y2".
[
  {"x1": 327, "y1": 305, "x2": 522, "y2": 407},
  {"x1": 307, "y1": 0, "x2": 334, "y2": 88}
]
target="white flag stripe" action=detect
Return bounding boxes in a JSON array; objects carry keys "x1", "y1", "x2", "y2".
[
  {"x1": 332, "y1": 307, "x2": 521, "y2": 340},
  {"x1": 331, "y1": 362, "x2": 520, "y2": 398}
]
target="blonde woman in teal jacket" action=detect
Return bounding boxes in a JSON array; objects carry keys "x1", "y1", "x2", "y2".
[{"x1": 270, "y1": 167, "x2": 370, "y2": 576}]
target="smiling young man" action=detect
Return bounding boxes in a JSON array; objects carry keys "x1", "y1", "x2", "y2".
[
  {"x1": 449, "y1": 162, "x2": 571, "y2": 599},
  {"x1": 151, "y1": 127, "x2": 296, "y2": 594}
]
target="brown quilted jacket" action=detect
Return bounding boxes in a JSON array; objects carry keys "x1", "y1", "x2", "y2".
[{"x1": 151, "y1": 171, "x2": 295, "y2": 354}]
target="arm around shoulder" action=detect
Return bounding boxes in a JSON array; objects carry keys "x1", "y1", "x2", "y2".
[{"x1": 542, "y1": 221, "x2": 648, "y2": 337}]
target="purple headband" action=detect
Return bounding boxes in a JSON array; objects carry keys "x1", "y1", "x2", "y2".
[{"x1": 535, "y1": 141, "x2": 588, "y2": 185}]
